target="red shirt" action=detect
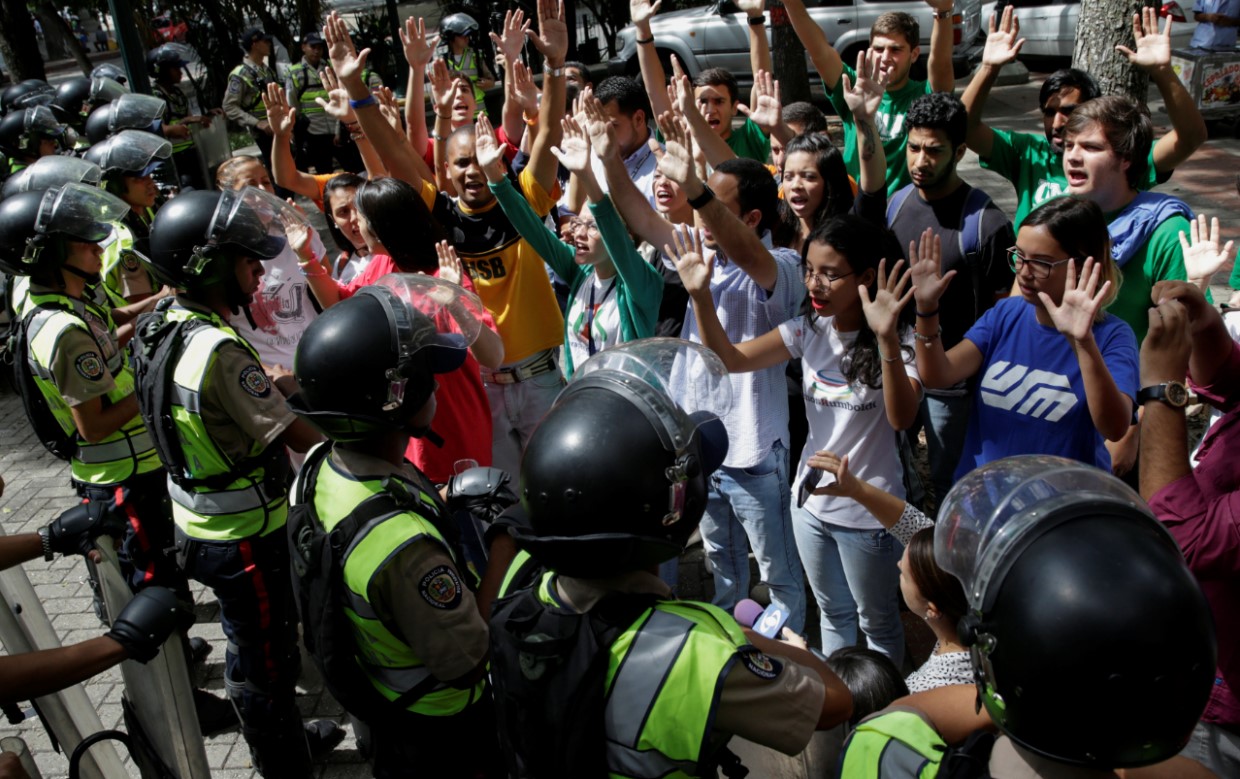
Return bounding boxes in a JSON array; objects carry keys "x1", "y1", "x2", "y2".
[{"x1": 421, "y1": 125, "x2": 518, "y2": 170}]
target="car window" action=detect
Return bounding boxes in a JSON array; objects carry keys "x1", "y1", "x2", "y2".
[{"x1": 1004, "y1": 0, "x2": 1076, "y2": 7}]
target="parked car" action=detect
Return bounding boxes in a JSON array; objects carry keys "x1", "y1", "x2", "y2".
[
  {"x1": 978, "y1": 0, "x2": 1197, "y2": 61},
  {"x1": 152, "y1": 14, "x2": 188, "y2": 44},
  {"x1": 608, "y1": 0, "x2": 985, "y2": 91}
]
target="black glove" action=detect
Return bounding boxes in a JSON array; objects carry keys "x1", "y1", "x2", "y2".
[
  {"x1": 104, "y1": 586, "x2": 180, "y2": 663},
  {"x1": 446, "y1": 467, "x2": 517, "y2": 524},
  {"x1": 41, "y1": 489, "x2": 130, "y2": 557}
]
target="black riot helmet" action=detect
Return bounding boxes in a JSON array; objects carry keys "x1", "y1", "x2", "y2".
[
  {"x1": 2, "y1": 80, "x2": 55, "y2": 114},
  {"x1": 513, "y1": 340, "x2": 731, "y2": 578},
  {"x1": 289, "y1": 275, "x2": 479, "y2": 442},
  {"x1": 91, "y1": 63, "x2": 128, "y2": 85},
  {"x1": 937, "y1": 456, "x2": 1216, "y2": 768},
  {"x1": 145, "y1": 188, "x2": 283, "y2": 291},
  {"x1": 439, "y1": 12, "x2": 479, "y2": 41},
  {"x1": 51, "y1": 77, "x2": 93, "y2": 129},
  {"x1": 147, "y1": 43, "x2": 194, "y2": 80},
  {"x1": 84, "y1": 93, "x2": 167, "y2": 145},
  {"x1": 0, "y1": 184, "x2": 127, "y2": 278},
  {"x1": 84, "y1": 130, "x2": 172, "y2": 193},
  {"x1": 0, "y1": 106, "x2": 67, "y2": 159},
  {"x1": 1, "y1": 156, "x2": 102, "y2": 200}
]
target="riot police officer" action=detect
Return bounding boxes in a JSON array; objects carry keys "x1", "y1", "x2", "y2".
[
  {"x1": 149, "y1": 43, "x2": 213, "y2": 190},
  {"x1": 223, "y1": 29, "x2": 280, "y2": 182},
  {"x1": 490, "y1": 340, "x2": 853, "y2": 778},
  {"x1": 284, "y1": 30, "x2": 334, "y2": 174},
  {"x1": 438, "y1": 13, "x2": 493, "y2": 116},
  {"x1": 0, "y1": 106, "x2": 67, "y2": 179},
  {"x1": 134, "y1": 189, "x2": 340, "y2": 776}
]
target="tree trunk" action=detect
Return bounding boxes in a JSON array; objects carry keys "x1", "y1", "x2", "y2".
[
  {"x1": 770, "y1": 1, "x2": 811, "y2": 105},
  {"x1": 38, "y1": 0, "x2": 93, "y2": 73},
  {"x1": 0, "y1": 0, "x2": 47, "y2": 81},
  {"x1": 1073, "y1": 0, "x2": 1152, "y2": 100}
]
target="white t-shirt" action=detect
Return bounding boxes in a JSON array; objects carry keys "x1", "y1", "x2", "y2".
[
  {"x1": 779, "y1": 317, "x2": 920, "y2": 529},
  {"x1": 564, "y1": 273, "x2": 621, "y2": 374},
  {"x1": 335, "y1": 251, "x2": 373, "y2": 285},
  {"x1": 227, "y1": 231, "x2": 324, "y2": 369}
]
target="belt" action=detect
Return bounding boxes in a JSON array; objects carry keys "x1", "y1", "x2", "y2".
[{"x1": 482, "y1": 350, "x2": 557, "y2": 385}]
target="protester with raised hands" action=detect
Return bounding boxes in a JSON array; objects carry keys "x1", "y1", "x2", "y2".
[
  {"x1": 911, "y1": 196, "x2": 1137, "y2": 477},
  {"x1": 1179, "y1": 214, "x2": 1234, "y2": 293},
  {"x1": 668, "y1": 214, "x2": 921, "y2": 663}
]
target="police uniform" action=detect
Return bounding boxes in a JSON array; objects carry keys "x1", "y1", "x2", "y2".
[
  {"x1": 99, "y1": 207, "x2": 157, "y2": 305},
  {"x1": 222, "y1": 57, "x2": 279, "y2": 177},
  {"x1": 153, "y1": 80, "x2": 205, "y2": 190},
  {"x1": 444, "y1": 48, "x2": 491, "y2": 116},
  {"x1": 285, "y1": 59, "x2": 334, "y2": 175},
  {"x1": 302, "y1": 446, "x2": 502, "y2": 779},
  {"x1": 152, "y1": 296, "x2": 307, "y2": 767}
]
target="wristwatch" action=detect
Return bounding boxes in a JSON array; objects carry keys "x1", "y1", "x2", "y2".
[
  {"x1": 1137, "y1": 381, "x2": 1190, "y2": 408},
  {"x1": 933, "y1": 9, "x2": 953, "y2": 19}
]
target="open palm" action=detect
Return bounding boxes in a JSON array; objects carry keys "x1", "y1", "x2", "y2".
[
  {"x1": 860, "y1": 259, "x2": 914, "y2": 339},
  {"x1": 907, "y1": 229, "x2": 955, "y2": 310},
  {"x1": 1038, "y1": 259, "x2": 1109, "y2": 342},
  {"x1": 1180, "y1": 214, "x2": 1234, "y2": 284}
]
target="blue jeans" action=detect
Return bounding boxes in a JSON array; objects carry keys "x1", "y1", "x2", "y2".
[
  {"x1": 903, "y1": 392, "x2": 972, "y2": 505},
  {"x1": 792, "y1": 506, "x2": 905, "y2": 666},
  {"x1": 700, "y1": 441, "x2": 806, "y2": 634}
]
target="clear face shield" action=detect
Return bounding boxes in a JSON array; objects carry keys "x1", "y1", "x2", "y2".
[
  {"x1": 105, "y1": 93, "x2": 167, "y2": 135},
  {"x1": 572, "y1": 338, "x2": 733, "y2": 526},
  {"x1": 1, "y1": 156, "x2": 102, "y2": 199},
  {"x1": 184, "y1": 186, "x2": 286, "y2": 277},
  {"x1": 12, "y1": 84, "x2": 55, "y2": 110},
  {"x1": 89, "y1": 76, "x2": 129, "y2": 106},
  {"x1": 23, "y1": 182, "x2": 128, "y2": 265},
  {"x1": 93, "y1": 129, "x2": 172, "y2": 176}
]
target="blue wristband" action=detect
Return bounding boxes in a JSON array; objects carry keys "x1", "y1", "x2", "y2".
[{"x1": 349, "y1": 95, "x2": 377, "y2": 110}]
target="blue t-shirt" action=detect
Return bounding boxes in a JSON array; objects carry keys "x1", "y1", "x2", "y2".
[{"x1": 956, "y1": 297, "x2": 1138, "y2": 480}]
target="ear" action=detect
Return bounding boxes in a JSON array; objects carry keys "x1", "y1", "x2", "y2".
[
  {"x1": 953, "y1": 143, "x2": 967, "y2": 164},
  {"x1": 859, "y1": 266, "x2": 877, "y2": 288},
  {"x1": 910, "y1": 44, "x2": 921, "y2": 60},
  {"x1": 740, "y1": 208, "x2": 763, "y2": 231}
]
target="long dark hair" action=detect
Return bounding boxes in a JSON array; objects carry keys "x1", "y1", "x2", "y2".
[
  {"x1": 802, "y1": 215, "x2": 909, "y2": 389},
  {"x1": 322, "y1": 172, "x2": 366, "y2": 254},
  {"x1": 773, "y1": 134, "x2": 853, "y2": 249},
  {"x1": 354, "y1": 177, "x2": 447, "y2": 273},
  {"x1": 907, "y1": 527, "x2": 967, "y2": 628},
  {"x1": 1022, "y1": 196, "x2": 1119, "y2": 320}
]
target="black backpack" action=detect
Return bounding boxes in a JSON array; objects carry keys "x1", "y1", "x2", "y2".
[
  {"x1": 8, "y1": 301, "x2": 81, "y2": 461},
  {"x1": 287, "y1": 443, "x2": 465, "y2": 720},
  {"x1": 488, "y1": 580, "x2": 658, "y2": 778}
]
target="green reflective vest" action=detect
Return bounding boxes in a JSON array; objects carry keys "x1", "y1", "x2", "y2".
[
  {"x1": 154, "y1": 82, "x2": 194, "y2": 153},
  {"x1": 164, "y1": 304, "x2": 287, "y2": 540},
  {"x1": 446, "y1": 49, "x2": 487, "y2": 111},
  {"x1": 308, "y1": 450, "x2": 486, "y2": 717},
  {"x1": 287, "y1": 63, "x2": 328, "y2": 116},
  {"x1": 228, "y1": 62, "x2": 274, "y2": 119},
  {"x1": 838, "y1": 708, "x2": 952, "y2": 777},
  {"x1": 24, "y1": 288, "x2": 159, "y2": 485},
  {"x1": 100, "y1": 210, "x2": 155, "y2": 305}
]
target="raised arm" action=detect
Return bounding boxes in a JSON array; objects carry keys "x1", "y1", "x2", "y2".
[
  {"x1": 506, "y1": 61, "x2": 542, "y2": 150},
  {"x1": 1138, "y1": 296, "x2": 1193, "y2": 500},
  {"x1": 860, "y1": 259, "x2": 922, "y2": 430},
  {"x1": 490, "y1": 9, "x2": 533, "y2": 147},
  {"x1": 668, "y1": 57, "x2": 736, "y2": 169},
  {"x1": 841, "y1": 49, "x2": 890, "y2": 195},
  {"x1": 782, "y1": 0, "x2": 844, "y2": 91},
  {"x1": 926, "y1": 0, "x2": 956, "y2": 93},
  {"x1": 736, "y1": 0, "x2": 773, "y2": 79},
  {"x1": 658, "y1": 112, "x2": 778, "y2": 291},
  {"x1": 736, "y1": 69, "x2": 792, "y2": 146},
  {"x1": 961, "y1": 6, "x2": 1023, "y2": 160},
  {"x1": 401, "y1": 17, "x2": 434, "y2": 153},
  {"x1": 1116, "y1": 8, "x2": 1207, "y2": 176},
  {"x1": 668, "y1": 226, "x2": 793, "y2": 373},
  {"x1": 909, "y1": 229, "x2": 985, "y2": 387},
  {"x1": 525, "y1": 0, "x2": 568, "y2": 196},
  {"x1": 264, "y1": 84, "x2": 320, "y2": 201},
  {"x1": 434, "y1": 240, "x2": 505, "y2": 369},
  {"x1": 631, "y1": 0, "x2": 673, "y2": 120}
]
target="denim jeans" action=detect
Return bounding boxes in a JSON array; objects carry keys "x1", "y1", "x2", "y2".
[
  {"x1": 792, "y1": 506, "x2": 905, "y2": 666},
  {"x1": 903, "y1": 392, "x2": 972, "y2": 507},
  {"x1": 1181, "y1": 719, "x2": 1240, "y2": 778},
  {"x1": 699, "y1": 441, "x2": 806, "y2": 634},
  {"x1": 485, "y1": 350, "x2": 565, "y2": 479}
]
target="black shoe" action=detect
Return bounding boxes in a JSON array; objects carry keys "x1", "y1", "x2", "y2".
[
  {"x1": 305, "y1": 719, "x2": 345, "y2": 760},
  {"x1": 188, "y1": 637, "x2": 213, "y2": 665},
  {"x1": 193, "y1": 688, "x2": 239, "y2": 737}
]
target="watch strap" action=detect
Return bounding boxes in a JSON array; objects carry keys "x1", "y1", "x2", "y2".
[
  {"x1": 38, "y1": 526, "x2": 54, "y2": 561},
  {"x1": 1137, "y1": 382, "x2": 1188, "y2": 408}
]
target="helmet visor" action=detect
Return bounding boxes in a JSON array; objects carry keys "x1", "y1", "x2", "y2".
[
  {"x1": 154, "y1": 43, "x2": 197, "y2": 67},
  {"x1": 13, "y1": 84, "x2": 55, "y2": 109},
  {"x1": 107, "y1": 93, "x2": 166, "y2": 132},
  {"x1": 91, "y1": 64, "x2": 128, "y2": 83},
  {"x1": 371, "y1": 273, "x2": 484, "y2": 349},
  {"x1": 89, "y1": 76, "x2": 130, "y2": 104},
  {"x1": 93, "y1": 129, "x2": 172, "y2": 176},
  {"x1": 25, "y1": 105, "x2": 66, "y2": 137},
  {"x1": 197, "y1": 187, "x2": 287, "y2": 270},
  {"x1": 35, "y1": 183, "x2": 129, "y2": 243},
  {"x1": 935, "y1": 455, "x2": 1150, "y2": 611},
  {"x1": 1, "y1": 156, "x2": 102, "y2": 198}
]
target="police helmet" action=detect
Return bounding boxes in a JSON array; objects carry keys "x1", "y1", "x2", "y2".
[
  {"x1": 0, "y1": 106, "x2": 67, "y2": 159},
  {"x1": 146, "y1": 188, "x2": 284, "y2": 289},
  {"x1": 289, "y1": 275, "x2": 482, "y2": 442},
  {"x1": 0, "y1": 183, "x2": 127, "y2": 277},
  {"x1": 147, "y1": 43, "x2": 194, "y2": 79},
  {"x1": 1, "y1": 156, "x2": 103, "y2": 200},
  {"x1": 51, "y1": 77, "x2": 93, "y2": 128},
  {"x1": 91, "y1": 63, "x2": 128, "y2": 85},
  {"x1": 938, "y1": 456, "x2": 1216, "y2": 768},
  {"x1": 439, "y1": 13, "x2": 479, "y2": 41},
  {"x1": 84, "y1": 130, "x2": 172, "y2": 184},
  {"x1": 84, "y1": 93, "x2": 167, "y2": 145},
  {"x1": 513, "y1": 340, "x2": 731, "y2": 578},
  {"x1": 2, "y1": 80, "x2": 55, "y2": 114}
]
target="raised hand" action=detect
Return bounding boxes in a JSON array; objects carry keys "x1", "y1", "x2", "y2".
[
  {"x1": 667, "y1": 55, "x2": 696, "y2": 117},
  {"x1": 375, "y1": 86, "x2": 402, "y2": 132},
  {"x1": 428, "y1": 59, "x2": 456, "y2": 117},
  {"x1": 435, "y1": 240, "x2": 465, "y2": 285},
  {"x1": 528, "y1": 0, "x2": 568, "y2": 65},
  {"x1": 324, "y1": 12, "x2": 368, "y2": 82},
  {"x1": 925, "y1": 0, "x2": 953, "y2": 13},
  {"x1": 474, "y1": 114, "x2": 506, "y2": 176},
  {"x1": 262, "y1": 83, "x2": 296, "y2": 136},
  {"x1": 630, "y1": 0, "x2": 663, "y2": 26},
  {"x1": 655, "y1": 111, "x2": 697, "y2": 187},
  {"x1": 401, "y1": 17, "x2": 433, "y2": 71},
  {"x1": 840, "y1": 48, "x2": 889, "y2": 124},
  {"x1": 859, "y1": 259, "x2": 915, "y2": 340},
  {"x1": 736, "y1": 69, "x2": 782, "y2": 132},
  {"x1": 666, "y1": 225, "x2": 712, "y2": 296},
  {"x1": 315, "y1": 67, "x2": 356, "y2": 122},
  {"x1": 1116, "y1": 7, "x2": 1172, "y2": 71},
  {"x1": 982, "y1": 4, "x2": 1025, "y2": 68},
  {"x1": 1179, "y1": 214, "x2": 1234, "y2": 289},
  {"x1": 1038, "y1": 258, "x2": 1110, "y2": 343},
  {"x1": 489, "y1": 8, "x2": 530, "y2": 67},
  {"x1": 908, "y1": 228, "x2": 955, "y2": 311},
  {"x1": 734, "y1": 0, "x2": 765, "y2": 17},
  {"x1": 581, "y1": 90, "x2": 618, "y2": 161},
  {"x1": 511, "y1": 60, "x2": 541, "y2": 117},
  {"x1": 550, "y1": 114, "x2": 592, "y2": 173}
]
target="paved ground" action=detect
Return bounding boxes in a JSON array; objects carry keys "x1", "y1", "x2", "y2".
[{"x1": 1, "y1": 62, "x2": 1238, "y2": 777}]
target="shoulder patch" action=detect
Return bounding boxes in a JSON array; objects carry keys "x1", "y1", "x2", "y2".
[
  {"x1": 120, "y1": 250, "x2": 141, "y2": 273},
  {"x1": 227, "y1": 79, "x2": 241, "y2": 95},
  {"x1": 738, "y1": 646, "x2": 783, "y2": 681},
  {"x1": 419, "y1": 565, "x2": 463, "y2": 610},
  {"x1": 75, "y1": 352, "x2": 105, "y2": 381},
  {"x1": 239, "y1": 364, "x2": 271, "y2": 398}
]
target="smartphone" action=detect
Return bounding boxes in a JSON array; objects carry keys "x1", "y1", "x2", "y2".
[{"x1": 797, "y1": 468, "x2": 824, "y2": 509}]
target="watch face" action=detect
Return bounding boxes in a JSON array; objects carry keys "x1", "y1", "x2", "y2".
[{"x1": 1167, "y1": 382, "x2": 1189, "y2": 406}]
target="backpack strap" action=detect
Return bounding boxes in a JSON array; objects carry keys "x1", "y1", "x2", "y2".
[
  {"x1": 885, "y1": 183, "x2": 916, "y2": 228},
  {"x1": 957, "y1": 186, "x2": 995, "y2": 323},
  {"x1": 10, "y1": 300, "x2": 77, "y2": 460}
]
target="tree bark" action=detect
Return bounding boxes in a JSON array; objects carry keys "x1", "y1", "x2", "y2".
[
  {"x1": 1073, "y1": 0, "x2": 1151, "y2": 101},
  {"x1": 770, "y1": 1, "x2": 811, "y2": 105},
  {"x1": 38, "y1": 0, "x2": 93, "y2": 74},
  {"x1": 0, "y1": 0, "x2": 47, "y2": 81}
]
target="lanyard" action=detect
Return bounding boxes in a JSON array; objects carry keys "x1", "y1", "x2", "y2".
[{"x1": 585, "y1": 277, "x2": 616, "y2": 356}]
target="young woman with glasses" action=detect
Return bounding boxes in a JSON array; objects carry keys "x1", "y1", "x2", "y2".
[{"x1": 910, "y1": 196, "x2": 1137, "y2": 477}]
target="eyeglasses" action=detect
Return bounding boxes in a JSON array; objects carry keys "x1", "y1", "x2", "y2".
[
  {"x1": 565, "y1": 218, "x2": 600, "y2": 236},
  {"x1": 1007, "y1": 247, "x2": 1073, "y2": 279},
  {"x1": 803, "y1": 269, "x2": 853, "y2": 287}
]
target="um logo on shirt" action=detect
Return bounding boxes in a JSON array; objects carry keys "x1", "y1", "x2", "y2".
[{"x1": 979, "y1": 361, "x2": 1078, "y2": 421}]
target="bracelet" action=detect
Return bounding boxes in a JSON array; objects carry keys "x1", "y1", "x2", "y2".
[
  {"x1": 913, "y1": 326, "x2": 942, "y2": 344},
  {"x1": 545, "y1": 63, "x2": 565, "y2": 77},
  {"x1": 432, "y1": 131, "x2": 448, "y2": 142},
  {"x1": 687, "y1": 185, "x2": 715, "y2": 210},
  {"x1": 635, "y1": 35, "x2": 654, "y2": 45},
  {"x1": 523, "y1": 113, "x2": 538, "y2": 127},
  {"x1": 349, "y1": 95, "x2": 377, "y2": 110},
  {"x1": 299, "y1": 261, "x2": 328, "y2": 278},
  {"x1": 915, "y1": 308, "x2": 940, "y2": 318},
  {"x1": 747, "y1": 14, "x2": 766, "y2": 25},
  {"x1": 434, "y1": 110, "x2": 451, "y2": 120},
  {"x1": 38, "y1": 526, "x2": 54, "y2": 562},
  {"x1": 878, "y1": 349, "x2": 900, "y2": 364},
  {"x1": 350, "y1": 132, "x2": 365, "y2": 141},
  {"x1": 933, "y1": 9, "x2": 952, "y2": 19}
]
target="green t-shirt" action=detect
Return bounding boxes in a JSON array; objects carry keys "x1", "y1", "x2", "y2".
[
  {"x1": 827, "y1": 64, "x2": 932, "y2": 197},
  {"x1": 980, "y1": 129, "x2": 1160, "y2": 231},
  {"x1": 726, "y1": 117, "x2": 771, "y2": 163},
  {"x1": 1107, "y1": 213, "x2": 1191, "y2": 344}
]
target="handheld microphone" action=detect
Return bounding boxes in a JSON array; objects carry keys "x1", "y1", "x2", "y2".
[{"x1": 733, "y1": 598, "x2": 788, "y2": 639}]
